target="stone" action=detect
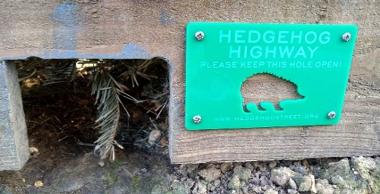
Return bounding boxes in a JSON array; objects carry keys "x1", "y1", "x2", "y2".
[
  {"x1": 288, "y1": 178, "x2": 297, "y2": 190},
  {"x1": 192, "y1": 181, "x2": 207, "y2": 194},
  {"x1": 177, "y1": 164, "x2": 198, "y2": 177},
  {"x1": 56, "y1": 178, "x2": 85, "y2": 192},
  {"x1": 287, "y1": 189, "x2": 298, "y2": 194},
  {"x1": 151, "y1": 184, "x2": 169, "y2": 194},
  {"x1": 322, "y1": 159, "x2": 351, "y2": 182},
  {"x1": 98, "y1": 160, "x2": 105, "y2": 167},
  {"x1": 186, "y1": 164, "x2": 199, "y2": 174},
  {"x1": 251, "y1": 172, "x2": 260, "y2": 185},
  {"x1": 260, "y1": 175, "x2": 271, "y2": 186},
  {"x1": 242, "y1": 186, "x2": 249, "y2": 194},
  {"x1": 262, "y1": 185, "x2": 273, "y2": 191},
  {"x1": 106, "y1": 184, "x2": 132, "y2": 194},
  {"x1": 228, "y1": 175, "x2": 241, "y2": 190},
  {"x1": 233, "y1": 165, "x2": 252, "y2": 182},
  {"x1": 29, "y1": 146, "x2": 39, "y2": 157},
  {"x1": 269, "y1": 161, "x2": 277, "y2": 169},
  {"x1": 34, "y1": 180, "x2": 44, "y2": 188},
  {"x1": 291, "y1": 173, "x2": 304, "y2": 188},
  {"x1": 277, "y1": 189, "x2": 285, "y2": 194},
  {"x1": 198, "y1": 166, "x2": 222, "y2": 182},
  {"x1": 352, "y1": 156, "x2": 376, "y2": 180},
  {"x1": 270, "y1": 167, "x2": 296, "y2": 186},
  {"x1": 253, "y1": 162, "x2": 268, "y2": 171},
  {"x1": 184, "y1": 164, "x2": 199, "y2": 178},
  {"x1": 315, "y1": 179, "x2": 334, "y2": 194},
  {"x1": 370, "y1": 158, "x2": 380, "y2": 193},
  {"x1": 321, "y1": 158, "x2": 368, "y2": 192},
  {"x1": 352, "y1": 157, "x2": 380, "y2": 194},
  {"x1": 0, "y1": 185, "x2": 12, "y2": 194},
  {"x1": 264, "y1": 188, "x2": 278, "y2": 194},
  {"x1": 0, "y1": 62, "x2": 29, "y2": 171},
  {"x1": 220, "y1": 163, "x2": 233, "y2": 173},
  {"x1": 298, "y1": 174, "x2": 316, "y2": 193},
  {"x1": 208, "y1": 179, "x2": 220, "y2": 191},
  {"x1": 171, "y1": 180, "x2": 192, "y2": 194},
  {"x1": 148, "y1": 129, "x2": 162, "y2": 145},
  {"x1": 290, "y1": 161, "x2": 309, "y2": 175},
  {"x1": 213, "y1": 179, "x2": 220, "y2": 187},
  {"x1": 244, "y1": 162, "x2": 254, "y2": 171},
  {"x1": 251, "y1": 186, "x2": 262, "y2": 193},
  {"x1": 230, "y1": 189, "x2": 240, "y2": 194}
]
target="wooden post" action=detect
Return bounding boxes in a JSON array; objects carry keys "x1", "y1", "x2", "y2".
[{"x1": 0, "y1": 62, "x2": 29, "y2": 170}]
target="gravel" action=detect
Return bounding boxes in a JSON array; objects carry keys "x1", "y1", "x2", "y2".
[
  {"x1": 198, "y1": 166, "x2": 223, "y2": 182},
  {"x1": 148, "y1": 129, "x2": 162, "y2": 145},
  {"x1": 3, "y1": 149, "x2": 380, "y2": 194},
  {"x1": 173, "y1": 157, "x2": 380, "y2": 194},
  {"x1": 271, "y1": 167, "x2": 297, "y2": 186}
]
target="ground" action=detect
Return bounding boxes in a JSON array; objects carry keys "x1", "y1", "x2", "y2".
[{"x1": 1, "y1": 60, "x2": 380, "y2": 194}]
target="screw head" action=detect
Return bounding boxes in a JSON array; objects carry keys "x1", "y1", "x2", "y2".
[
  {"x1": 192, "y1": 115, "x2": 202, "y2": 124},
  {"x1": 195, "y1": 31, "x2": 205, "y2": 41},
  {"x1": 327, "y1": 111, "x2": 336, "y2": 119},
  {"x1": 341, "y1": 32, "x2": 351, "y2": 42}
]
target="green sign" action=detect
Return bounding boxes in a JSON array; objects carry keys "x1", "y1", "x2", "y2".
[{"x1": 185, "y1": 22, "x2": 358, "y2": 130}]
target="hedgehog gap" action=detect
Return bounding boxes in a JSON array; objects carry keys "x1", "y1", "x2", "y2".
[{"x1": 241, "y1": 73, "x2": 304, "y2": 111}]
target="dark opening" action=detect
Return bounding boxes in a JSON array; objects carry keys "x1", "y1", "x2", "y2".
[{"x1": 10, "y1": 57, "x2": 170, "y2": 168}]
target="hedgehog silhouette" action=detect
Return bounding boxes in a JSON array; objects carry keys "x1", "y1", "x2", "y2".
[{"x1": 241, "y1": 73, "x2": 304, "y2": 112}]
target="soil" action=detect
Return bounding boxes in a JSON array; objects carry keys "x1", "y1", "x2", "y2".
[{"x1": 1, "y1": 59, "x2": 172, "y2": 194}]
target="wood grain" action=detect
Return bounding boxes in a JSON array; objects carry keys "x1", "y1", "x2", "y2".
[
  {"x1": 0, "y1": 0, "x2": 378, "y2": 163},
  {"x1": 170, "y1": 92, "x2": 380, "y2": 163},
  {"x1": 165, "y1": 0, "x2": 380, "y2": 163}
]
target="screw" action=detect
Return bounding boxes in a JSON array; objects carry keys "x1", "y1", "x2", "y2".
[
  {"x1": 327, "y1": 111, "x2": 336, "y2": 119},
  {"x1": 195, "y1": 31, "x2": 205, "y2": 41},
  {"x1": 341, "y1": 32, "x2": 351, "y2": 42},
  {"x1": 192, "y1": 115, "x2": 202, "y2": 124}
]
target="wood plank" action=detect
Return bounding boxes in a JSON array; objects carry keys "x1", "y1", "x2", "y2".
[
  {"x1": 167, "y1": 1, "x2": 380, "y2": 163},
  {"x1": 169, "y1": 92, "x2": 380, "y2": 163},
  {"x1": 0, "y1": 0, "x2": 378, "y2": 163}
]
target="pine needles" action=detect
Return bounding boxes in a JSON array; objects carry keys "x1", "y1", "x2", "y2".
[
  {"x1": 17, "y1": 58, "x2": 76, "y2": 85},
  {"x1": 91, "y1": 63, "x2": 139, "y2": 160},
  {"x1": 15, "y1": 58, "x2": 169, "y2": 161}
]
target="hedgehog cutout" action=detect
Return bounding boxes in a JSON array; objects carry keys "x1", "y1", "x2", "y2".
[{"x1": 241, "y1": 73, "x2": 304, "y2": 112}]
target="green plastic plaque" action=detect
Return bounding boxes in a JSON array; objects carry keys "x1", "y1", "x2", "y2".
[{"x1": 185, "y1": 22, "x2": 358, "y2": 130}]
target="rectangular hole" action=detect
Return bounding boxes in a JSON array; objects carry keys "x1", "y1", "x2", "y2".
[{"x1": 9, "y1": 57, "x2": 169, "y2": 162}]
